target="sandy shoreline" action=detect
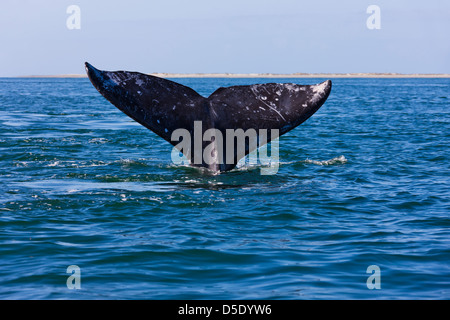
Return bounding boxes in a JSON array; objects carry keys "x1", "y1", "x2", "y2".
[{"x1": 13, "y1": 73, "x2": 450, "y2": 79}]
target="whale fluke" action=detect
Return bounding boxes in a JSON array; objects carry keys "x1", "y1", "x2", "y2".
[{"x1": 85, "y1": 62, "x2": 332, "y2": 172}]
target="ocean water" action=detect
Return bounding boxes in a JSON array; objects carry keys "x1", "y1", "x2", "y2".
[{"x1": 0, "y1": 77, "x2": 449, "y2": 299}]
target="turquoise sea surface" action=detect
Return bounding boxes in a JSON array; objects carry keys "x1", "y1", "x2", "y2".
[{"x1": 0, "y1": 77, "x2": 449, "y2": 299}]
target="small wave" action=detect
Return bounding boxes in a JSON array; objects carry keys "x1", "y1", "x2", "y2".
[
  {"x1": 234, "y1": 155, "x2": 347, "y2": 171},
  {"x1": 88, "y1": 137, "x2": 109, "y2": 144},
  {"x1": 45, "y1": 159, "x2": 152, "y2": 168},
  {"x1": 47, "y1": 161, "x2": 61, "y2": 167},
  {"x1": 117, "y1": 158, "x2": 151, "y2": 168},
  {"x1": 45, "y1": 160, "x2": 109, "y2": 168},
  {"x1": 303, "y1": 155, "x2": 347, "y2": 166}
]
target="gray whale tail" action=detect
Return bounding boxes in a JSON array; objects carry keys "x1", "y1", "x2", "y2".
[{"x1": 85, "y1": 62, "x2": 332, "y2": 172}]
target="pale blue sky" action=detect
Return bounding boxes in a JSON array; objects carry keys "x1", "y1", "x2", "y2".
[{"x1": 0, "y1": 0, "x2": 449, "y2": 76}]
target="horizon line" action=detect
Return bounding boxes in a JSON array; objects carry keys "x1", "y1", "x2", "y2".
[{"x1": 7, "y1": 72, "x2": 450, "y2": 79}]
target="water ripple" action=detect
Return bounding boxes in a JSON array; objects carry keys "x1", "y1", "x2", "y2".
[{"x1": 0, "y1": 78, "x2": 449, "y2": 299}]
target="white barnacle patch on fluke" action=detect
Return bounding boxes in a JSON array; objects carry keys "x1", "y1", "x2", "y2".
[
  {"x1": 312, "y1": 81, "x2": 328, "y2": 95},
  {"x1": 135, "y1": 78, "x2": 144, "y2": 87},
  {"x1": 284, "y1": 84, "x2": 300, "y2": 92},
  {"x1": 111, "y1": 72, "x2": 135, "y2": 88},
  {"x1": 250, "y1": 85, "x2": 286, "y2": 121},
  {"x1": 310, "y1": 81, "x2": 329, "y2": 104}
]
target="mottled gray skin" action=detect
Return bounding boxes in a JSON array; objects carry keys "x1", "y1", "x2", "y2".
[{"x1": 85, "y1": 62, "x2": 332, "y2": 173}]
